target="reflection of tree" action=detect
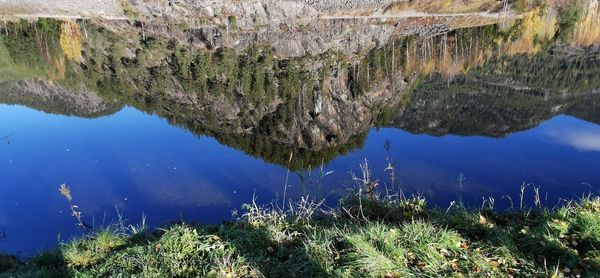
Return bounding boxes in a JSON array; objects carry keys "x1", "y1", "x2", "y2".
[
  {"x1": 0, "y1": 80, "x2": 123, "y2": 118},
  {"x1": 473, "y1": 47, "x2": 600, "y2": 94},
  {"x1": 392, "y1": 73, "x2": 600, "y2": 137},
  {"x1": 2, "y1": 17, "x2": 600, "y2": 170},
  {"x1": 59, "y1": 21, "x2": 82, "y2": 62},
  {"x1": 212, "y1": 132, "x2": 368, "y2": 171}
]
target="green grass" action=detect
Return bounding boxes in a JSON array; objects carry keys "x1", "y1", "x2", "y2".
[
  {"x1": 2, "y1": 193, "x2": 600, "y2": 277},
  {"x1": 228, "y1": 15, "x2": 238, "y2": 31}
]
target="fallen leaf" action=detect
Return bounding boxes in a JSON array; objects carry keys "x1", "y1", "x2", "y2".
[
  {"x1": 478, "y1": 215, "x2": 488, "y2": 225},
  {"x1": 451, "y1": 261, "x2": 459, "y2": 270}
]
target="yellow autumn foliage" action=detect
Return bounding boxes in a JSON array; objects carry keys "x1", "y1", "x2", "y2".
[
  {"x1": 571, "y1": 0, "x2": 600, "y2": 46},
  {"x1": 506, "y1": 7, "x2": 557, "y2": 55},
  {"x1": 59, "y1": 21, "x2": 82, "y2": 62},
  {"x1": 385, "y1": 0, "x2": 498, "y2": 14}
]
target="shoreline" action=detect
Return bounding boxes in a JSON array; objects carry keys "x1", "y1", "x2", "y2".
[{"x1": 1, "y1": 192, "x2": 599, "y2": 276}]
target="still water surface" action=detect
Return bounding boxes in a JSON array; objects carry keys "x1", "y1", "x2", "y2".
[
  {"x1": 1, "y1": 98, "x2": 599, "y2": 253},
  {"x1": 1, "y1": 18, "x2": 600, "y2": 254}
]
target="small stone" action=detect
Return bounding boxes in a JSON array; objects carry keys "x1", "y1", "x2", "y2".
[{"x1": 571, "y1": 240, "x2": 578, "y2": 247}]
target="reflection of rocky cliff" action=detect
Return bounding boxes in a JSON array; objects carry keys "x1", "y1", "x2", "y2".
[
  {"x1": 62, "y1": 19, "x2": 417, "y2": 154},
  {"x1": 390, "y1": 77, "x2": 600, "y2": 138},
  {"x1": 110, "y1": 37, "x2": 409, "y2": 169},
  {"x1": 390, "y1": 45, "x2": 600, "y2": 137},
  {"x1": 0, "y1": 19, "x2": 417, "y2": 169},
  {"x1": 564, "y1": 94, "x2": 600, "y2": 124},
  {"x1": 1, "y1": 18, "x2": 600, "y2": 169},
  {"x1": 0, "y1": 79, "x2": 122, "y2": 118},
  {"x1": 471, "y1": 45, "x2": 600, "y2": 94}
]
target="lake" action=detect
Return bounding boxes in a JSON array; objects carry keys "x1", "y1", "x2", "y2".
[{"x1": 1, "y1": 19, "x2": 599, "y2": 254}]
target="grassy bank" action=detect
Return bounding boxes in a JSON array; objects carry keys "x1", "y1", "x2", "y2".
[{"x1": 1, "y1": 190, "x2": 600, "y2": 277}]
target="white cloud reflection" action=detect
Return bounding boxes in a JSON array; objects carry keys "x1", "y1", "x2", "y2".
[{"x1": 548, "y1": 129, "x2": 600, "y2": 152}]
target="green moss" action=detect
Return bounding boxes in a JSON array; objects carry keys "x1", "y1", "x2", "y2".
[{"x1": 228, "y1": 16, "x2": 238, "y2": 31}]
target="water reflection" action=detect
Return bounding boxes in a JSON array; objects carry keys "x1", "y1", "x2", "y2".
[
  {"x1": 1, "y1": 16, "x2": 600, "y2": 253},
  {"x1": 547, "y1": 127, "x2": 600, "y2": 152},
  {"x1": 553, "y1": 130, "x2": 600, "y2": 152}
]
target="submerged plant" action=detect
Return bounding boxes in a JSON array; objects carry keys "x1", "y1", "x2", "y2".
[{"x1": 0, "y1": 133, "x2": 13, "y2": 144}]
